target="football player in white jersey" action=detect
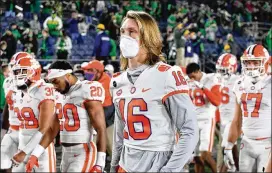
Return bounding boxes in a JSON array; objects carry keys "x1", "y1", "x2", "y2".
[
  {"x1": 224, "y1": 44, "x2": 271, "y2": 172},
  {"x1": 186, "y1": 63, "x2": 221, "y2": 173},
  {"x1": 215, "y1": 53, "x2": 240, "y2": 172},
  {"x1": 8, "y1": 54, "x2": 57, "y2": 172},
  {"x1": 1, "y1": 52, "x2": 34, "y2": 172},
  {"x1": 110, "y1": 11, "x2": 199, "y2": 172},
  {"x1": 25, "y1": 61, "x2": 107, "y2": 172}
]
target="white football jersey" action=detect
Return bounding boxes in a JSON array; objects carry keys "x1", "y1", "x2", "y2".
[
  {"x1": 13, "y1": 80, "x2": 55, "y2": 150},
  {"x1": 188, "y1": 73, "x2": 218, "y2": 122},
  {"x1": 110, "y1": 62, "x2": 189, "y2": 151},
  {"x1": 233, "y1": 74, "x2": 271, "y2": 139},
  {"x1": 217, "y1": 74, "x2": 240, "y2": 125},
  {"x1": 57, "y1": 80, "x2": 105, "y2": 143},
  {"x1": 3, "y1": 77, "x2": 20, "y2": 126}
]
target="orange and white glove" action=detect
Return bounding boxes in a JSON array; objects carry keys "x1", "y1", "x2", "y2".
[
  {"x1": 25, "y1": 155, "x2": 39, "y2": 172},
  {"x1": 90, "y1": 152, "x2": 106, "y2": 172},
  {"x1": 89, "y1": 165, "x2": 103, "y2": 172}
]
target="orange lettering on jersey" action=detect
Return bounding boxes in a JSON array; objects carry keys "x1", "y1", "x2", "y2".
[
  {"x1": 14, "y1": 107, "x2": 38, "y2": 129},
  {"x1": 113, "y1": 72, "x2": 121, "y2": 78},
  {"x1": 221, "y1": 87, "x2": 230, "y2": 104},
  {"x1": 90, "y1": 86, "x2": 103, "y2": 97},
  {"x1": 193, "y1": 89, "x2": 205, "y2": 106},
  {"x1": 241, "y1": 93, "x2": 263, "y2": 118},
  {"x1": 172, "y1": 71, "x2": 186, "y2": 86},
  {"x1": 63, "y1": 104, "x2": 80, "y2": 131},
  {"x1": 157, "y1": 64, "x2": 171, "y2": 72}
]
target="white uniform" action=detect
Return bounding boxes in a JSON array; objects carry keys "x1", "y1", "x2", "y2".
[
  {"x1": 188, "y1": 73, "x2": 217, "y2": 153},
  {"x1": 110, "y1": 63, "x2": 198, "y2": 172},
  {"x1": 217, "y1": 74, "x2": 240, "y2": 147},
  {"x1": 57, "y1": 80, "x2": 105, "y2": 172},
  {"x1": 14, "y1": 80, "x2": 56, "y2": 172},
  {"x1": 233, "y1": 74, "x2": 271, "y2": 172},
  {"x1": 0, "y1": 77, "x2": 21, "y2": 170}
]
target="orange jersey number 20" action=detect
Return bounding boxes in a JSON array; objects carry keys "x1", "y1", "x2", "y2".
[
  {"x1": 56, "y1": 103, "x2": 80, "y2": 131},
  {"x1": 119, "y1": 98, "x2": 151, "y2": 140}
]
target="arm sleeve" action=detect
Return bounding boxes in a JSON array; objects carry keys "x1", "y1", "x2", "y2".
[
  {"x1": 202, "y1": 84, "x2": 221, "y2": 106},
  {"x1": 57, "y1": 17, "x2": 63, "y2": 30},
  {"x1": 43, "y1": 17, "x2": 49, "y2": 29},
  {"x1": 110, "y1": 109, "x2": 125, "y2": 172},
  {"x1": 161, "y1": 93, "x2": 199, "y2": 172}
]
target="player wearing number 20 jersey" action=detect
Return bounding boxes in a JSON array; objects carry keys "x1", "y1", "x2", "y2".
[
  {"x1": 25, "y1": 61, "x2": 107, "y2": 173},
  {"x1": 224, "y1": 44, "x2": 271, "y2": 172},
  {"x1": 110, "y1": 62, "x2": 198, "y2": 172}
]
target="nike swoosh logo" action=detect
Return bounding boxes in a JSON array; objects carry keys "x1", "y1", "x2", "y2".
[
  {"x1": 142, "y1": 88, "x2": 151, "y2": 92},
  {"x1": 74, "y1": 154, "x2": 80, "y2": 157},
  {"x1": 265, "y1": 147, "x2": 271, "y2": 149}
]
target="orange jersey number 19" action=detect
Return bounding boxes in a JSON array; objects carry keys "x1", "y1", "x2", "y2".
[
  {"x1": 241, "y1": 93, "x2": 263, "y2": 117},
  {"x1": 119, "y1": 98, "x2": 151, "y2": 140}
]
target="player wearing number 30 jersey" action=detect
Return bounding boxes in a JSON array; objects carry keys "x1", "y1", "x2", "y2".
[
  {"x1": 9, "y1": 54, "x2": 57, "y2": 172},
  {"x1": 224, "y1": 44, "x2": 271, "y2": 172},
  {"x1": 110, "y1": 11, "x2": 199, "y2": 172},
  {"x1": 25, "y1": 61, "x2": 107, "y2": 173}
]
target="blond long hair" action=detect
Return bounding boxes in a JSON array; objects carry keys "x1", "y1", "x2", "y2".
[{"x1": 120, "y1": 11, "x2": 166, "y2": 70}]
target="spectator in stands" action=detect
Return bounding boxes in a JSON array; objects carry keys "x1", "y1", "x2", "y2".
[
  {"x1": 77, "y1": 14, "x2": 89, "y2": 44},
  {"x1": 0, "y1": 30, "x2": 17, "y2": 61},
  {"x1": 92, "y1": 24, "x2": 110, "y2": 65},
  {"x1": 4, "y1": 0, "x2": 16, "y2": 18},
  {"x1": 0, "y1": 41, "x2": 8, "y2": 60},
  {"x1": 39, "y1": 29, "x2": 53, "y2": 59},
  {"x1": 263, "y1": 28, "x2": 272, "y2": 53},
  {"x1": 205, "y1": 15, "x2": 218, "y2": 43},
  {"x1": 81, "y1": 60, "x2": 114, "y2": 157},
  {"x1": 56, "y1": 30, "x2": 72, "y2": 60},
  {"x1": 184, "y1": 30, "x2": 194, "y2": 66},
  {"x1": 29, "y1": 14, "x2": 41, "y2": 35},
  {"x1": 174, "y1": 23, "x2": 186, "y2": 66},
  {"x1": 225, "y1": 33, "x2": 238, "y2": 56},
  {"x1": 67, "y1": 11, "x2": 79, "y2": 41},
  {"x1": 41, "y1": 1, "x2": 52, "y2": 22},
  {"x1": 23, "y1": 30, "x2": 38, "y2": 56},
  {"x1": 10, "y1": 23, "x2": 21, "y2": 40},
  {"x1": 43, "y1": 10, "x2": 63, "y2": 38},
  {"x1": 23, "y1": 0, "x2": 34, "y2": 20},
  {"x1": 96, "y1": 0, "x2": 106, "y2": 18}
]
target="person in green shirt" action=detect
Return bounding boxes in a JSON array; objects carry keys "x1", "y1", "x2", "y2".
[
  {"x1": 263, "y1": 28, "x2": 272, "y2": 53},
  {"x1": 10, "y1": 23, "x2": 21, "y2": 40},
  {"x1": 105, "y1": 30, "x2": 117, "y2": 61},
  {"x1": 0, "y1": 62, "x2": 7, "y2": 119}
]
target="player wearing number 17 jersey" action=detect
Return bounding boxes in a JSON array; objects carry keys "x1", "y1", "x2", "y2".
[
  {"x1": 224, "y1": 44, "x2": 271, "y2": 172},
  {"x1": 10, "y1": 54, "x2": 57, "y2": 172},
  {"x1": 25, "y1": 61, "x2": 107, "y2": 173},
  {"x1": 110, "y1": 11, "x2": 198, "y2": 172}
]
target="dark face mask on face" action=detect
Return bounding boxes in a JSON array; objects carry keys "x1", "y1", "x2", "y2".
[
  {"x1": 84, "y1": 72, "x2": 96, "y2": 81},
  {"x1": 17, "y1": 80, "x2": 31, "y2": 90}
]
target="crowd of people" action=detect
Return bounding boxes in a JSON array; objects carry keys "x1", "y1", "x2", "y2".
[
  {"x1": 0, "y1": 2, "x2": 271, "y2": 173},
  {"x1": 0, "y1": 0, "x2": 271, "y2": 71}
]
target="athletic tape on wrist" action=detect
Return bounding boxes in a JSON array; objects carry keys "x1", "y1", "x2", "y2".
[
  {"x1": 96, "y1": 152, "x2": 106, "y2": 168},
  {"x1": 32, "y1": 144, "x2": 45, "y2": 158}
]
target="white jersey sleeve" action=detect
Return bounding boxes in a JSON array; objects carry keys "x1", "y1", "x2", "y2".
[
  {"x1": 81, "y1": 81, "x2": 105, "y2": 103},
  {"x1": 164, "y1": 66, "x2": 189, "y2": 98}
]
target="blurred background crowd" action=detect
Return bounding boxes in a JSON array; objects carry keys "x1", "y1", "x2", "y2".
[{"x1": 0, "y1": 0, "x2": 271, "y2": 73}]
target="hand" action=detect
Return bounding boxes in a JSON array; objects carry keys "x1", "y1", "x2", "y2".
[
  {"x1": 12, "y1": 150, "x2": 27, "y2": 166},
  {"x1": 89, "y1": 165, "x2": 103, "y2": 172},
  {"x1": 25, "y1": 155, "x2": 39, "y2": 172},
  {"x1": 194, "y1": 81, "x2": 204, "y2": 89},
  {"x1": 224, "y1": 149, "x2": 236, "y2": 172}
]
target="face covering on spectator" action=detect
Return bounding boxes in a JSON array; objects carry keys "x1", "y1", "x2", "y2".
[
  {"x1": 120, "y1": 35, "x2": 139, "y2": 59},
  {"x1": 84, "y1": 72, "x2": 96, "y2": 81},
  {"x1": 34, "y1": 15, "x2": 38, "y2": 21}
]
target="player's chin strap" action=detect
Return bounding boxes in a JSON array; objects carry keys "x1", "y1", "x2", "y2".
[{"x1": 47, "y1": 69, "x2": 73, "y2": 80}]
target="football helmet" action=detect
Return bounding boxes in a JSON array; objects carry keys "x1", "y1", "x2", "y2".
[
  {"x1": 241, "y1": 44, "x2": 270, "y2": 78},
  {"x1": 12, "y1": 55, "x2": 41, "y2": 87},
  {"x1": 9, "y1": 52, "x2": 34, "y2": 77},
  {"x1": 216, "y1": 53, "x2": 237, "y2": 79}
]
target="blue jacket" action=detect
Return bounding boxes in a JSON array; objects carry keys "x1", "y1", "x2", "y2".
[
  {"x1": 185, "y1": 39, "x2": 194, "y2": 58},
  {"x1": 92, "y1": 31, "x2": 110, "y2": 57}
]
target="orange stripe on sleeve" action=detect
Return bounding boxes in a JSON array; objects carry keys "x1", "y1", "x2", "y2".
[
  {"x1": 208, "y1": 118, "x2": 216, "y2": 152},
  {"x1": 82, "y1": 144, "x2": 90, "y2": 172},
  {"x1": 88, "y1": 142, "x2": 97, "y2": 171},
  {"x1": 162, "y1": 90, "x2": 189, "y2": 103}
]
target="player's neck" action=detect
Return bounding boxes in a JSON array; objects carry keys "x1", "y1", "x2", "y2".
[{"x1": 128, "y1": 54, "x2": 147, "y2": 70}]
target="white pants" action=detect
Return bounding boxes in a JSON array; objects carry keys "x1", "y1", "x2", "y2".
[
  {"x1": 239, "y1": 136, "x2": 271, "y2": 172},
  {"x1": 195, "y1": 118, "x2": 216, "y2": 155},
  {"x1": 221, "y1": 122, "x2": 231, "y2": 148},
  {"x1": 61, "y1": 142, "x2": 97, "y2": 172},
  {"x1": 1, "y1": 128, "x2": 19, "y2": 170}
]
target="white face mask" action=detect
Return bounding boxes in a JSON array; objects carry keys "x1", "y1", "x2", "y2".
[{"x1": 120, "y1": 35, "x2": 139, "y2": 59}]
